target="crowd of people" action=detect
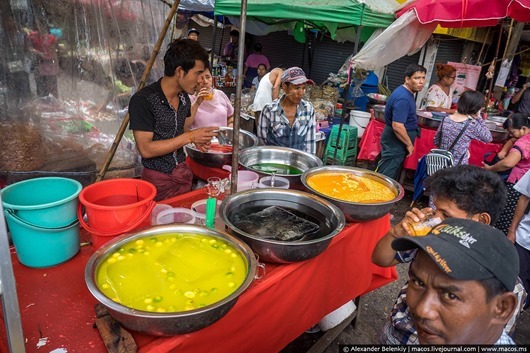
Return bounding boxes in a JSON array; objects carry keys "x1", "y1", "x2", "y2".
[{"x1": 125, "y1": 33, "x2": 530, "y2": 346}]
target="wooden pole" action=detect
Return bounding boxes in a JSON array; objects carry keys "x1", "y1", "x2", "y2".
[
  {"x1": 486, "y1": 22, "x2": 503, "y2": 104},
  {"x1": 96, "y1": 0, "x2": 181, "y2": 182},
  {"x1": 229, "y1": 0, "x2": 248, "y2": 195}
]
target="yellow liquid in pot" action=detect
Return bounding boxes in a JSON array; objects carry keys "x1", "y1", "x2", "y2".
[
  {"x1": 307, "y1": 172, "x2": 396, "y2": 203},
  {"x1": 96, "y1": 233, "x2": 247, "y2": 312}
]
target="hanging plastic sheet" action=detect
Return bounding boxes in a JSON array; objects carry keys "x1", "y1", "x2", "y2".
[{"x1": 350, "y1": 10, "x2": 437, "y2": 71}]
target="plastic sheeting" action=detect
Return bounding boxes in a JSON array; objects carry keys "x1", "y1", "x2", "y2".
[
  {"x1": 351, "y1": 10, "x2": 437, "y2": 71},
  {"x1": 0, "y1": 0, "x2": 173, "y2": 179}
]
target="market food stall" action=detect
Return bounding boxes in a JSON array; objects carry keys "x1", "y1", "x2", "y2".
[
  {"x1": 0, "y1": 188, "x2": 396, "y2": 353},
  {"x1": 357, "y1": 116, "x2": 505, "y2": 170}
]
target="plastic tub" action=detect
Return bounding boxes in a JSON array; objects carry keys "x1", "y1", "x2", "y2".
[
  {"x1": 151, "y1": 204, "x2": 173, "y2": 225},
  {"x1": 257, "y1": 176, "x2": 290, "y2": 189},
  {"x1": 1, "y1": 177, "x2": 82, "y2": 228},
  {"x1": 156, "y1": 207, "x2": 196, "y2": 225},
  {"x1": 192, "y1": 199, "x2": 222, "y2": 224},
  {"x1": 4, "y1": 210, "x2": 80, "y2": 268},
  {"x1": 78, "y1": 178, "x2": 156, "y2": 234}
]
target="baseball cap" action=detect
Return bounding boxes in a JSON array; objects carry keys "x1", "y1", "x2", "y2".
[
  {"x1": 188, "y1": 28, "x2": 200, "y2": 36},
  {"x1": 280, "y1": 67, "x2": 315, "y2": 85},
  {"x1": 392, "y1": 218, "x2": 519, "y2": 291}
]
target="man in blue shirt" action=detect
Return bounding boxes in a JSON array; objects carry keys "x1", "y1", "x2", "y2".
[{"x1": 377, "y1": 64, "x2": 426, "y2": 180}]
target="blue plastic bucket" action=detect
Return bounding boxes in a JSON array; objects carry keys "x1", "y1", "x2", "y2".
[
  {"x1": 4, "y1": 210, "x2": 80, "y2": 268},
  {"x1": 1, "y1": 177, "x2": 82, "y2": 228}
]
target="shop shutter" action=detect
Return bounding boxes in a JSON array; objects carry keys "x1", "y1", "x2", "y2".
[
  {"x1": 384, "y1": 38, "x2": 465, "y2": 93},
  {"x1": 249, "y1": 31, "x2": 356, "y2": 85},
  {"x1": 427, "y1": 38, "x2": 465, "y2": 84},
  {"x1": 385, "y1": 51, "x2": 422, "y2": 92}
]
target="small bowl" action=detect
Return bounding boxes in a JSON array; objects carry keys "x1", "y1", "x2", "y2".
[
  {"x1": 192, "y1": 199, "x2": 222, "y2": 224},
  {"x1": 257, "y1": 176, "x2": 290, "y2": 189},
  {"x1": 155, "y1": 207, "x2": 196, "y2": 225}
]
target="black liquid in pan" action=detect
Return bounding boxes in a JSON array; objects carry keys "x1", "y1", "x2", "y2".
[{"x1": 231, "y1": 205, "x2": 331, "y2": 242}]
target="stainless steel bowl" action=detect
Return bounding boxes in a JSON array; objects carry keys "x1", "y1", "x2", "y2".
[
  {"x1": 185, "y1": 127, "x2": 258, "y2": 168},
  {"x1": 301, "y1": 166, "x2": 405, "y2": 222},
  {"x1": 490, "y1": 128, "x2": 509, "y2": 143},
  {"x1": 417, "y1": 115, "x2": 443, "y2": 130},
  {"x1": 219, "y1": 188, "x2": 345, "y2": 263},
  {"x1": 238, "y1": 146, "x2": 323, "y2": 189},
  {"x1": 85, "y1": 224, "x2": 257, "y2": 336},
  {"x1": 372, "y1": 104, "x2": 386, "y2": 123},
  {"x1": 486, "y1": 116, "x2": 507, "y2": 125}
]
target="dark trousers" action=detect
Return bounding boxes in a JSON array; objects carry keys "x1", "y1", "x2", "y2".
[
  {"x1": 376, "y1": 125, "x2": 417, "y2": 181},
  {"x1": 515, "y1": 242, "x2": 530, "y2": 301}
]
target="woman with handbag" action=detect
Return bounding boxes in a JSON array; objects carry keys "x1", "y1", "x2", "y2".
[
  {"x1": 433, "y1": 90, "x2": 492, "y2": 166},
  {"x1": 483, "y1": 113, "x2": 530, "y2": 235}
]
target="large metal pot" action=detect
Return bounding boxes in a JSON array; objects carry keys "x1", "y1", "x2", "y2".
[
  {"x1": 417, "y1": 115, "x2": 443, "y2": 130},
  {"x1": 85, "y1": 224, "x2": 257, "y2": 336},
  {"x1": 372, "y1": 104, "x2": 386, "y2": 123},
  {"x1": 301, "y1": 166, "x2": 404, "y2": 222},
  {"x1": 185, "y1": 127, "x2": 258, "y2": 168},
  {"x1": 219, "y1": 188, "x2": 345, "y2": 263},
  {"x1": 238, "y1": 146, "x2": 323, "y2": 189},
  {"x1": 490, "y1": 128, "x2": 509, "y2": 143}
]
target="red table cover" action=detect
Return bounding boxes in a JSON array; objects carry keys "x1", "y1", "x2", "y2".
[
  {"x1": 186, "y1": 156, "x2": 230, "y2": 181},
  {"x1": 0, "y1": 189, "x2": 397, "y2": 353},
  {"x1": 357, "y1": 118, "x2": 503, "y2": 170}
]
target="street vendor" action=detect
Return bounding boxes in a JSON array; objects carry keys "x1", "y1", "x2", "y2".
[
  {"x1": 129, "y1": 39, "x2": 218, "y2": 201},
  {"x1": 424, "y1": 63, "x2": 466, "y2": 114},
  {"x1": 257, "y1": 67, "x2": 316, "y2": 154},
  {"x1": 376, "y1": 64, "x2": 426, "y2": 181}
]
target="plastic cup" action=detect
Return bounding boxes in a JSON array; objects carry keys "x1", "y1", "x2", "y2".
[
  {"x1": 204, "y1": 88, "x2": 214, "y2": 100},
  {"x1": 406, "y1": 213, "x2": 442, "y2": 236}
]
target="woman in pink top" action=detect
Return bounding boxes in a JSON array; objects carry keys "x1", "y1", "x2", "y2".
[
  {"x1": 243, "y1": 43, "x2": 270, "y2": 88},
  {"x1": 186, "y1": 68, "x2": 234, "y2": 130},
  {"x1": 483, "y1": 113, "x2": 530, "y2": 234}
]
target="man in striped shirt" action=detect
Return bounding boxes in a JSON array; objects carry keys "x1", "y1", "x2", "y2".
[{"x1": 257, "y1": 67, "x2": 316, "y2": 154}]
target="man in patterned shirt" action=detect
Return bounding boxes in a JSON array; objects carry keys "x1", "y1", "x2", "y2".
[
  {"x1": 391, "y1": 218, "x2": 519, "y2": 345},
  {"x1": 257, "y1": 67, "x2": 316, "y2": 154},
  {"x1": 372, "y1": 165, "x2": 526, "y2": 344},
  {"x1": 129, "y1": 39, "x2": 218, "y2": 201}
]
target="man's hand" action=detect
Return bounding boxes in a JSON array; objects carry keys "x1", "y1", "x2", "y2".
[
  {"x1": 391, "y1": 207, "x2": 433, "y2": 238},
  {"x1": 507, "y1": 229, "x2": 516, "y2": 244},
  {"x1": 189, "y1": 126, "x2": 219, "y2": 152},
  {"x1": 406, "y1": 144, "x2": 414, "y2": 157}
]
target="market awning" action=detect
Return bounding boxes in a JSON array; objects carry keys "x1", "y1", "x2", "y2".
[
  {"x1": 214, "y1": 0, "x2": 398, "y2": 28},
  {"x1": 397, "y1": 0, "x2": 530, "y2": 28},
  {"x1": 213, "y1": 0, "x2": 400, "y2": 41}
]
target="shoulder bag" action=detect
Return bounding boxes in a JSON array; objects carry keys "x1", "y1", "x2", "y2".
[{"x1": 425, "y1": 117, "x2": 472, "y2": 176}]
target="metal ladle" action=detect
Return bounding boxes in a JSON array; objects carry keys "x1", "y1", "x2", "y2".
[{"x1": 216, "y1": 129, "x2": 231, "y2": 146}]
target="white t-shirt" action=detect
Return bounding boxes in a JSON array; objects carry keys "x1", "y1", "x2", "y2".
[{"x1": 514, "y1": 171, "x2": 530, "y2": 251}]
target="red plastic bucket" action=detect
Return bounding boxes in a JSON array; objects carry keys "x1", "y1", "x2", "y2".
[{"x1": 78, "y1": 178, "x2": 156, "y2": 234}]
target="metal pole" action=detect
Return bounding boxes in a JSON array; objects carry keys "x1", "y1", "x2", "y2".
[
  {"x1": 96, "y1": 0, "x2": 181, "y2": 181},
  {"x1": 0, "y1": 195, "x2": 26, "y2": 353},
  {"x1": 229, "y1": 0, "x2": 248, "y2": 195}
]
